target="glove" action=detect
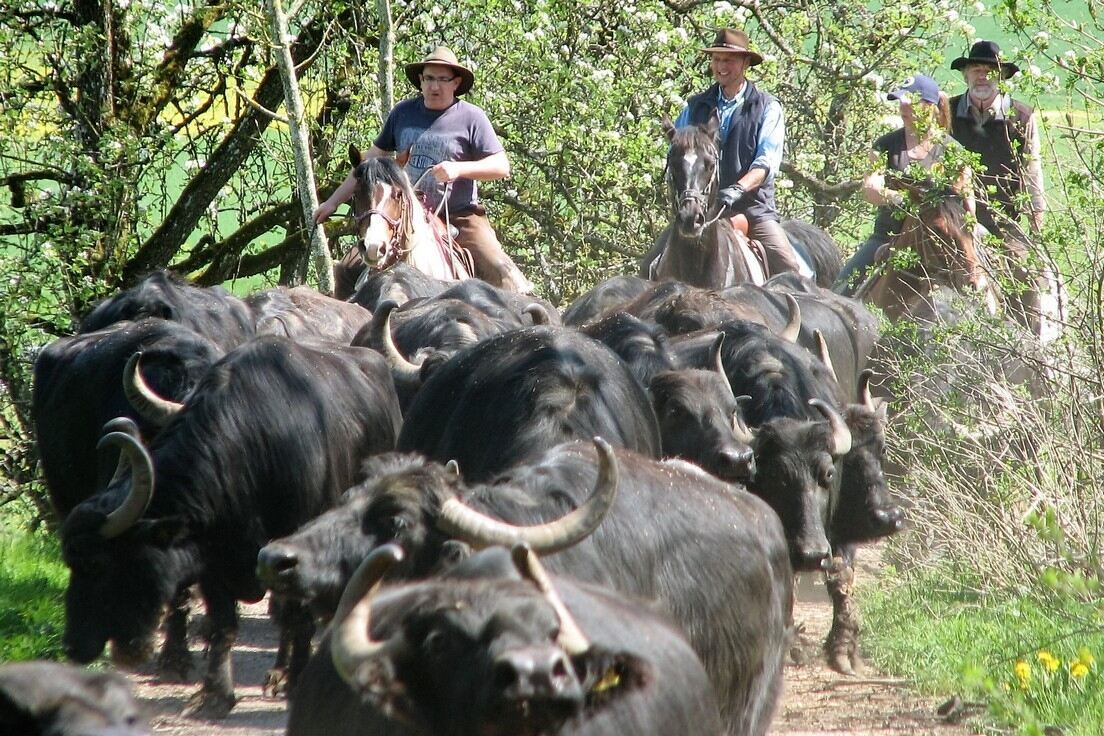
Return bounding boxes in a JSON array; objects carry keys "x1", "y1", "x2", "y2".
[{"x1": 717, "y1": 185, "x2": 746, "y2": 210}]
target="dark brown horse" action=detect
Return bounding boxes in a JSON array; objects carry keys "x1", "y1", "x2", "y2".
[
  {"x1": 644, "y1": 119, "x2": 766, "y2": 289},
  {"x1": 856, "y1": 178, "x2": 999, "y2": 321}
]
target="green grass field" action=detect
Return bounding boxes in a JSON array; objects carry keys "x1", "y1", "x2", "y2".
[{"x1": 0, "y1": 522, "x2": 67, "y2": 662}]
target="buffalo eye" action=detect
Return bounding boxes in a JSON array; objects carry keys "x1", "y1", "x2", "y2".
[
  {"x1": 820, "y1": 464, "x2": 835, "y2": 486},
  {"x1": 381, "y1": 515, "x2": 408, "y2": 539}
]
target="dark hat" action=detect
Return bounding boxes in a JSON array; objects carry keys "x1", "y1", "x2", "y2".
[
  {"x1": 950, "y1": 40, "x2": 1020, "y2": 79},
  {"x1": 701, "y1": 28, "x2": 764, "y2": 66},
  {"x1": 887, "y1": 74, "x2": 942, "y2": 105},
  {"x1": 404, "y1": 46, "x2": 475, "y2": 96}
]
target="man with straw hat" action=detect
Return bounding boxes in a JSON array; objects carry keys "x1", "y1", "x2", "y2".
[
  {"x1": 949, "y1": 39, "x2": 1047, "y2": 334},
  {"x1": 673, "y1": 27, "x2": 801, "y2": 276},
  {"x1": 316, "y1": 46, "x2": 532, "y2": 295}
]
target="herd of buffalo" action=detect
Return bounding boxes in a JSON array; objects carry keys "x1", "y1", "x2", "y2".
[{"x1": 8, "y1": 263, "x2": 913, "y2": 735}]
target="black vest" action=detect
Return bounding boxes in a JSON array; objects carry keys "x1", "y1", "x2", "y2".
[
  {"x1": 686, "y1": 81, "x2": 778, "y2": 221},
  {"x1": 950, "y1": 93, "x2": 1032, "y2": 223}
]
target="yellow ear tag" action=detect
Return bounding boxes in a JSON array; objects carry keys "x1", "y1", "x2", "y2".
[{"x1": 592, "y1": 667, "x2": 621, "y2": 693}]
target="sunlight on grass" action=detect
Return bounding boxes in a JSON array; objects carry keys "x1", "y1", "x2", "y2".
[
  {"x1": 0, "y1": 525, "x2": 68, "y2": 662},
  {"x1": 861, "y1": 567, "x2": 1104, "y2": 735}
]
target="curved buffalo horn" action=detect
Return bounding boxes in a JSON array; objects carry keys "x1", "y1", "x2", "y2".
[
  {"x1": 512, "y1": 544, "x2": 590, "y2": 655},
  {"x1": 524, "y1": 303, "x2": 553, "y2": 326},
  {"x1": 732, "y1": 395, "x2": 755, "y2": 443},
  {"x1": 813, "y1": 330, "x2": 839, "y2": 385},
  {"x1": 857, "y1": 369, "x2": 876, "y2": 412},
  {"x1": 710, "y1": 334, "x2": 735, "y2": 399},
  {"x1": 808, "y1": 399, "x2": 853, "y2": 457},
  {"x1": 780, "y1": 294, "x2": 801, "y2": 343},
  {"x1": 124, "y1": 353, "x2": 184, "y2": 427},
  {"x1": 101, "y1": 417, "x2": 142, "y2": 486},
  {"x1": 445, "y1": 459, "x2": 461, "y2": 477},
  {"x1": 96, "y1": 430, "x2": 155, "y2": 539},
  {"x1": 371, "y1": 300, "x2": 422, "y2": 382},
  {"x1": 331, "y1": 544, "x2": 405, "y2": 689},
  {"x1": 437, "y1": 437, "x2": 619, "y2": 554}
]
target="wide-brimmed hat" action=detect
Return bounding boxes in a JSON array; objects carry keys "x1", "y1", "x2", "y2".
[
  {"x1": 404, "y1": 46, "x2": 475, "y2": 95},
  {"x1": 887, "y1": 74, "x2": 942, "y2": 105},
  {"x1": 950, "y1": 40, "x2": 1020, "y2": 79},
  {"x1": 701, "y1": 28, "x2": 764, "y2": 67}
]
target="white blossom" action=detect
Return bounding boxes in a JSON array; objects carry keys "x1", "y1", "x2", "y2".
[{"x1": 973, "y1": 1, "x2": 985, "y2": 10}]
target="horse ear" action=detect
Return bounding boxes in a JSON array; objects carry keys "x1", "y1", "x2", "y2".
[
  {"x1": 349, "y1": 144, "x2": 363, "y2": 172},
  {"x1": 661, "y1": 116, "x2": 676, "y2": 141},
  {"x1": 704, "y1": 114, "x2": 721, "y2": 141}
]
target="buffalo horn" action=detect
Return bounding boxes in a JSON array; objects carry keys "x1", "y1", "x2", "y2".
[
  {"x1": 372, "y1": 301, "x2": 422, "y2": 382},
  {"x1": 445, "y1": 459, "x2": 461, "y2": 477},
  {"x1": 732, "y1": 395, "x2": 755, "y2": 443},
  {"x1": 858, "y1": 369, "x2": 876, "y2": 412},
  {"x1": 524, "y1": 303, "x2": 553, "y2": 325},
  {"x1": 813, "y1": 330, "x2": 839, "y2": 384},
  {"x1": 437, "y1": 437, "x2": 619, "y2": 554},
  {"x1": 780, "y1": 294, "x2": 801, "y2": 343},
  {"x1": 124, "y1": 353, "x2": 184, "y2": 426},
  {"x1": 710, "y1": 334, "x2": 735, "y2": 399},
  {"x1": 808, "y1": 399, "x2": 853, "y2": 457},
  {"x1": 101, "y1": 417, "x2": 141, "y2": 486},
  {"x1": 511, "y1": 544, "x2": 590, "y2": 655},
  {"x1": 96, "y1": 430, "x2": 155, "y2": 539},
  {"x1": 331, "y1": 544, "x2": 405, "y2": 689}
]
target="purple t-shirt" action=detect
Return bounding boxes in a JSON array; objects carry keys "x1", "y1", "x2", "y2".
[{"x1": 374, "y1": 97, "x2": 504, "y2": 213}]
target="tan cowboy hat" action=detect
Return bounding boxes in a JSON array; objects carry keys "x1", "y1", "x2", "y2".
[
  {"x1": 701, "y1": 28, "x2": 763, "y2": 66},
  {"x1": 404, "y1": 46, "x2": 475, "y2": 95}
]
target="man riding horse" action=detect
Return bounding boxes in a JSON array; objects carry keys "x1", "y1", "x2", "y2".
[
  {"x1": 668, "y1": 28, "x2": 801, "y2": 278},
  {"x1": 315, "y1": 45, "x2": 533, "y2": 298}
]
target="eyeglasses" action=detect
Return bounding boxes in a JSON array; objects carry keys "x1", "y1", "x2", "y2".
[{"x1": 421, "y1": 74, "x2": 456, "y2": 85}]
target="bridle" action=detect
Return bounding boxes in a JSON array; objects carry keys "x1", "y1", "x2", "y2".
[
  {"x1": 668, "y1": 140, "x2": 725, "y2": 230},
  {"x1": 355, "y1": 187, "x2": 416, "y2": 272}
]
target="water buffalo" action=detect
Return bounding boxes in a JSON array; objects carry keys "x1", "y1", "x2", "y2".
[
  {"x1": 287, "y1": 544, "x2": 723, "y2": 736},
  {"x1": 0, "y1": 660, "x2": 149, "y2": 735},
  {"x1": 60, "y1": 336, "x2": 403, "y2": 718}
]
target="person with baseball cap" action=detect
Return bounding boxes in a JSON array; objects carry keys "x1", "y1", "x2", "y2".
[
  {"x1": 316, "y1": 46, "x2": 532, "y2": 296},
  {"x1": 668, "y1": 27, "x2": 802, "y2": 277},
  {"x1": 836, "y1": 74, "x2": 982, "y2": 294}
]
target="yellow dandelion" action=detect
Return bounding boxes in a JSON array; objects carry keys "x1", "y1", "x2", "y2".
[
  {"x1": 1071, "y1": 662, "x2": 1089, "y2": 679},
  {"x1": 1037, "y1": 650, "x2": 1060, "y2": 673},
  {"x1": 1014, "y1": 660, "x2": 1032, "y2": 688}
]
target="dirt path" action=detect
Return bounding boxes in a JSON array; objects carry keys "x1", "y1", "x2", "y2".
[{"x1": 131, "y1": 567, "x2": 982, "y2": 735}]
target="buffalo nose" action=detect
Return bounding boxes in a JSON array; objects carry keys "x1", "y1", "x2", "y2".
[
  {"x1": 257, "y1": 544, "x2": 299, "y2": 585},
  {"x1": 794, "y1": 544, "x2": 832, "y2": 572},
  {"x1": 873, "y1": 506, "x2": 907, "y2": 532},
  {"x1": 492, "y1": 647, "x2": 579, "y2": 700}
]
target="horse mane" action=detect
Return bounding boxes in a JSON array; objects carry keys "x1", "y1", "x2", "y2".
[{"x1": 355, "y1": 157, "x2": 419, "y2": 204}]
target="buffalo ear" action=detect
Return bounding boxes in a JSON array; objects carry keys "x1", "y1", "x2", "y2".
[
  {"x1": 133, "y1": 517, "x2": 189, "y2": 548},
  {"x1": 344, "y1": 654, "x2": 421, "y2": 728},
  {"x1": 573, "y1": 647, "x2": 653, "y2": 711}
]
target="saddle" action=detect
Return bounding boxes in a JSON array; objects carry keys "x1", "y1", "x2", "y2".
[{"x1": 729, "y1": 215, "x2": 771, "y2": 281}]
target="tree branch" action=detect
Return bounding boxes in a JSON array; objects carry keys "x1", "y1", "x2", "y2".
[{"x1": 781, "y1": 161, "x2": 862, "y2": 201}]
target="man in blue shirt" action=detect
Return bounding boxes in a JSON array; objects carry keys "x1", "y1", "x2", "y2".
[{"x1": 675, "y1": 28, "x2": 800, "y2": 275}]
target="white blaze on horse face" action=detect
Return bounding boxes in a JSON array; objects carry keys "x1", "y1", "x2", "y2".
[{"x1": 362, "y1": 182, "x2": 396, "y2": 265}]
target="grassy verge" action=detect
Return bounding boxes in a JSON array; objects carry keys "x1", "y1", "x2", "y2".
[
  {"x1": 861, "y1": 565, "x2": 1104, "y2": 735},
  {"x1": 0, "y1": 523, "x2": 68, "y2": 662}
]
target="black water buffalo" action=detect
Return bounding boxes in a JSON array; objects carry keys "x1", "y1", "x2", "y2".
[
  {"x1": 259, "y1": 440, "x2": 792, "y2": 736},
  {"x1": 578, "y1": 312, "x2": 677, "y2": 387},
  {"x1": 60, "y1": 336, "x2": 403, "y2": 718},
  {"x1": 246, "y1": 285, "x2": 371, "y2": 343},
  {"x1": 32, "y1": 319, "x2": 222, "y2": 520},
  {"x1": 0, "y1": 660, "x2": 148, "y2": 736},
  {"x1": 79, "y1": 270, "x2": 254, "y2": 350},
  {"x1": 561, "y1": 275, "x2": 651, "y2": 326},
  {"x1": 396, "y1": 326, "x2": 661, "y2": 481},
  {"x1": 349, "y1": 262, "x2": 449, "y2": 311},
  {"x1": 288, "y1": 545, "x2": 723, "y2": 736}
]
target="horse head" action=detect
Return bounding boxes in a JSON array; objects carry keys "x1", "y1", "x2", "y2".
[
  {"x1": 351, "y1": 157, "x2": 417, "y2": 270},
  {"x1": 665, "y1": 118, "x2": 721, "y2": 239}
]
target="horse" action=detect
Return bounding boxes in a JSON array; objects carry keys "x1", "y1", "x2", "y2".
[
  {"x1": 852, "y1": 176, "x2": 1001, "y2": 322},
  {"x1": 642, "y1": 119, "x2": 837, "y2": 289},
  {"x1": 347, "y1": 150, "x2": 473, "y2": 284}
]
